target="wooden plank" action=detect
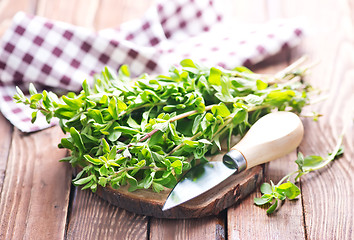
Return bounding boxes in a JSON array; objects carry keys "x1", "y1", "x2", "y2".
[
  {"x1": 0, "y1": 114, "x2": 13, "y2": 194},
  {"x1": 150, "y1": 213, "x2": 226, "y2": 240},
  {"x1": 66, "y1": 188, "x2": 148, "y2": 240},
  {"x1": 226, "y1": 28, "x2": 306, "y2": 237},
  {"x1": 0, "y1": 126, "x2": 71, "y2": 240},
  {"x1": 93, "y1": 0, "x2": 153, "y2": 30},
  {"x1": 284, "y1": 0, "x2": 354, "y2": 239},
  {"x1": 0, "y1": 0, "x2": 37, "y2": 22},
  {"x1": 36, "y1": 0, "x2": 100, "y2": 28},
  {"x1": 227, "y1": 152, "x2": 305, "y2": 239},
  {"x1": 147, "y1": 1, "x2": 274, "y2": 238},
  {"x1": 32, "y1": 1, "x2": 150, "y2": 239}
]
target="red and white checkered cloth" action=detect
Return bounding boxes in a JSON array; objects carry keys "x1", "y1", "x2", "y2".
[{"x1": 0, "y1": 0, "x2": 305, "y2": 132}]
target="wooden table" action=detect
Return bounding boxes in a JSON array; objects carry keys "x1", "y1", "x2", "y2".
[{"x1": 0, "y1": 0, "x2": 353, "y2": 239}]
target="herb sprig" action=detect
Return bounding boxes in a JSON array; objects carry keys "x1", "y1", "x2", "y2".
[
  {"x1": 14, "y1": 58, "x2": 314, "y2": 193},
  {"x1": 254, "y1": 134, "x2": 344, "y2": 214}
]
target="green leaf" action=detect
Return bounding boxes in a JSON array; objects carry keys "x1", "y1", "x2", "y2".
[
  {"x1": 127, "y1": 115, "x2": 140, "y2": 129},
  {"x1": 30, "y1": 93, "x2": 43, "y2": 102},
  {"x1": 214, "y1": 137, "x2": 221, "y2": 151},
  {"x1": 117, "y1": 99, "x2": 127, "y2": 112},
  {"x1": 266, "y1": 90, "x2": 295, "y2": 106},
  {"x1": 73, "y1": 175, "x2": 93, "y2": 186},
  {"x1": 143, "y1": 172, "x2": 155, "y2": 189},
  {"x1": 205, "y1": 113, "x2": 214, "y2": 122},
  {"x1": 118, "y1": 64, "x2": 130, "y2": 81},
  {"x1": 152, "y1": 182, "x2": 165, "y2": 193},
  {"x1": 99, "y1": 165, "x2": 109, "y2": 176},
  {"x1": 114, "y1": 126, "x2": 140, "y2": 135},
  {"x1": 126, "y1": 173, "x2": 138, "y2": 192},
  {"x1": 15, "y1": 86, "x2": 25, "y2": 98},
  {"x1": 70, "y1": 127, "x2": 86, "y2": 153},
  {"x1": 256, "y1": 79, "x2": 268, "y2": 90},
  {"x1": 171, "y1": 160, "x2": 183, "y2": 175},
  {"x1": 98, "y1": 177, "x2": 107, "y2": 187},
  {"x1": 108, "y1": 129, "x2": 122, "y2": 142},
  {"x1": 208, "y1": 67, "x2": 222, "y2": 85},
  {"x1": 303, "y1": 155, "x2": 324, "y2": 170},
  {"x1": 192, "y1": 114, "x2": 203, "y2": 134},
  {"x1": 29, "y1": 83, "x2": 38, "y2": 95},
  {"x1": 87, "y1": 109, "x2": 105, "y2": 124},
  {"x1": 62, "y1": 95, "x2": 82, "y2": 110},
  {"x1": 153, "y1": 121, "x2": 169, "y2": 132},
  {"x1": 55, "y1": 107, "x2": 76, "y2": 119},
  {"x1": 233, "y1": 66, "x2": 253, "y2": 73},
  {"x1": 180, "y1": 59, "x2": 197, "y2": 68},
  {"x1": 254, "y1": 195, "x2": 273, "y2": 205},
  {"x1": 211, "y1": 103, "x2": 230, "y2": 117},
  {"x1": 82, "y1": 79, "x2": 91, "y2": 96},
  {"x1": 84, "y1": 155, "x2": 102, "y2": 165},
  {"x1": 59, "y1": 137, "x2": 74, "y2": 149},
  {"x1": 31, "y1": 111, "x2": 37, "y2": 123},
  {"x1": 277, "y1": 182, "x2": 300, "y2": 200},
  {"x1": 148, "y1": 130, "x2": 164, "y2": 146},
  {"x1": 101, "y1": 138, "x2": 110, "y2": 153},
  {"x1": 108, "y1": 146, "x2": 117, "y2": 160},
  {"x1": 295, "y1": 152, "x2": 304, "y2": 171},
  {"x1": 260, "y1": 183, "x2": 272, "y2": 194},
  {"x1": 266, "y1": 199, "x2": 278, "y2": 214},
  {"x1": 123, "y1": 148, "x2": 131, "y2": 159},
  {"x1": 232, "y1": 108, "x2": 247, "y2": 125},
  {"x1": 245, "y1": 94, "x2": 263, "y2": 105},
  {"x1": 184, "y1": 139, "x2": 199, "y2": 147},
  {"x1": 108, "y1": 97, "x2": 118, "y2": 119}
]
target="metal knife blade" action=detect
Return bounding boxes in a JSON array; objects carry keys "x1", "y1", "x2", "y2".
[
  {"x1": 162, "y1": 150, "x2": 246, "y2": 211},
  {"x1": 162, "y1": 112, "x2": 304, "y2": 211}
]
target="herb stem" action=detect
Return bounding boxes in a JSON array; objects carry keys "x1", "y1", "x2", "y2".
[
  {"x1": 169, "y1": 105, "x2": 215, "y2": 123},
  {"x1": 211, "y1": 116, "x2": 234, "y2": 141},
  {"x1": 306, "y1": 134, "x2": 344, "y2": 172},
  {"x1": 166, "y1": 132, "x2": 203, "y2": 156},
  {"x1": 118, "y1": 102, "x2": 166, "y2": 118},
  {"x1": 110, "y1": 166, "x2": 166, "y2": 179},
  {"x1": 276, "y1": 170, "x2": 298, "y2": 186},
  {"x1": 274, "y1": 56, "x2": 308, "y2": 79}
]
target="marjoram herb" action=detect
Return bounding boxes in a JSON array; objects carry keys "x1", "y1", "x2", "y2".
[
  {"x1": 14, "y1": 58, "x2": 314, "y2": 193},
  {"x1": 254, "y1": 135, "x2": 344, "y2": 214}
]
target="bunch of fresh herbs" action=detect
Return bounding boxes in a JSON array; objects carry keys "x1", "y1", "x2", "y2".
[{"x1": 14, "y1": 58, "x2": 313, "y2": 193}]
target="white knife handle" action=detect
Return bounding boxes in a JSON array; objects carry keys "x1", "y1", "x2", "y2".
[{"x1": 223, "y1": 111, "x2": 304, "y2": 171}]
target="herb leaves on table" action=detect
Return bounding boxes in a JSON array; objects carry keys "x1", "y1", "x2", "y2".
[
  {"x1": 14, "y1": 58, "x2": 313, "y2": 193},
  {"x1": 254, "y1": 135, "x2": 344, "y2": 214}
]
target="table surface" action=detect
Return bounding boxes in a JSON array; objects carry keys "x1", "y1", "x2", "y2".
[{"x1": 0, "y1": 0, "x2": 353, "y2": 239}]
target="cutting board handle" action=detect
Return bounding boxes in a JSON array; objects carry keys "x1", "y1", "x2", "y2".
[{"x1": 224, "y1": 111, "x2": 304, "y2": 171}]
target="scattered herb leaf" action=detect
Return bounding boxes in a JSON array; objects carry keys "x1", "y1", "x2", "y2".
[{"x1": 254, "y1": 134, "x2": 344, "y2": 214}]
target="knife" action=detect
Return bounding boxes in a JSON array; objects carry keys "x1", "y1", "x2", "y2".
[{"x1": 162, "y1": 111, "x2": 304, "y2": 211}]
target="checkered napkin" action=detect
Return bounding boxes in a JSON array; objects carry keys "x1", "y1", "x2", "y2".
[{"x1": 0, "y1": 0, "x2": 305, "y2": 132}]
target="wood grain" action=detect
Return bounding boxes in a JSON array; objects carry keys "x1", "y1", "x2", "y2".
[
  {"x1": 285, "y1": 0, "x2": 354, "y2": 239},
  {"x1": 95, "y1": 165, "x2": 264, "y2": 219},
  {"x1": 0, "y1": 0, "x2": 37, "y2": 22},
  {"x1": 225, "y1": 27, "x2": 307, "y2": 238},
  {"x1": 0, "y1": 114, "x2": 13, "y2": 194},
  {"x1": 0, "y1": 127, "x2": 71, "y2": 240},
  {"x1": 0, "y1": 0, "x2": 353, "y2": 239},
  {"x1": 66, "y1": 187, "x2": 148, "y2": 240},
  {"x1": 36, "y1": 0, "x2": 99, "y2": 28},
  {"x1": 94, "y1": 0, "x2": 153, "y2": 30},
  {"x1": 150, "y1": 213, "x2": 226, "y2": 240},
  {"x1": 227, "y1": 152, "x2": 306, "y2": 239}
]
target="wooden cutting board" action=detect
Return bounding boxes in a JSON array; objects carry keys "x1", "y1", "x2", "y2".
[{"x1": 93, "y1": 151, "x2": 266, "y2": 219}]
